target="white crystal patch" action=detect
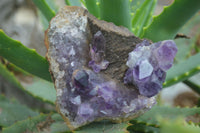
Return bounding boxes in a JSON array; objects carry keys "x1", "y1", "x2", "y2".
[
  {"x1": 126, "y1": 51, "x2": 141, "y2": 68},
  {"x1": 139, "y1": 59, "x2": 153, "y2": 79},
  {"x1": 70, "y1": 95, "x2": 81, "y2": 105}
]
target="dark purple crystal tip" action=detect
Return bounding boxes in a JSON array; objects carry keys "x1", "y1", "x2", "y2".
[
  {"x1": 74, "y1": 70, "x2": 89, "y2": 89},
  {"x1": 124, "y1": 40, "x2": 177, "y2": 97},
  {"x1": 89, "y1": 31, "x2": 109, "y2": 73}
]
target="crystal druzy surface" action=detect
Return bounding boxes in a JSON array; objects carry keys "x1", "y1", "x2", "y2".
[
  {"x1": 124, "y1": 40, "x2": 177, "y2": 97},
  {"x1": 46, "y1": 6, "x2": 158, "y2": 129}
]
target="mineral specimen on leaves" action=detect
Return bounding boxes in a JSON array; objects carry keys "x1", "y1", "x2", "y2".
[
  {"x1": 44, "y1": 6, "x2": 176, "y2": 130},
  {"x1": 124, "y1": 40, "x2": 177, "y2": 97}
]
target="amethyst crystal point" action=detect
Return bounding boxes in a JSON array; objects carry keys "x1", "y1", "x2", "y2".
[
  {"x1": 74, "y1": 70, "x2": 89, "y2": 89},
  {"x1": 125, "y1": 40, "x2": 177, "y2": 97},
  {"x1": 46, "y1": 6, "x2": 157, "y2": 130},
  {"x1": 89, "y1": 31, "x2": 109, "y2": 73},
  {"x1": 77, "y1": 103, "x2": 94, "y2": 121},
  {"x1": 154, "y1": 40, "x2": 178, "y2": 71}
]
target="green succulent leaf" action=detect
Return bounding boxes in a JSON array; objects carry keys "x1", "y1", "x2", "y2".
[
  {"x1": 132, "y1": 0, "x2": 157, "y2": 37},
  {"x1": 2, "y1": 113, "x2": 128, "y2": 133},
  {"x1": 0, "y1": 95, "x2": 39, "y2": 127},
  {"x1": 185, "y1": 73, "x2": 200, "y2": 95},
  {"x1": 132, "y1": 106, "x2": 200, "y2": 126},
  {"x1": 50, "y1": 122, "x2": 71, "y2": 133},
  {"x1": 0, "y1": 62, "x2": 24, "y2": 90},
  {"x1": 164, "y1": 53, "x2": 200, "y2": 87},
  {"x1": 188, "y1": 73, "x2": 200, "y2": 87},
  {"x1": 38, "y1": 10, "x2": 50, "y2": 30},
  {"x1": 50, "y1": 114, "x2": 71, "y2": 133},
  {"x1": 11, "y1": 113, "x2": 129, "y2": 133},
  {"x1": 37, "y1": 0, "x2": 59, "y2": 30},
  {"x1": 45, "y1": 0, "x2": 59, "y2": 13},
  {"x1": 65, "y1": 0, "x2": 70, "y2": 5},
  {"x1": 2, "y1": 114, "x2": 48, "y2": 133},
  {"x1": 183, "y1": 79, "x2": 200, "y2": 95},
  {"x1": 0, "y1": 30, "x2": 52, "y2": 82},
  {"x1": 175, "y1": 12, "x2": 200, "y2": 62},
  {"x1": 142, "y1": 0, "x2": 200, "y2": 41},
  {"x1": 65, "y1": 0, "x2": 82, "y2": 6},
  {"x1": 76, "y1": 121, "x2": 128, "y2": 133},
  {"x1": 24, "y1": 77, "x2": 56, "y2": 104},
  {"x1": 51, "y1": 114, "x2": 129, "y2": 133},
  {"x1": 99, "y1": 0, "x2": 132, "y2": 31},
  {"x1": 85, "y1": 0, "x2": 100, "y2": 18},
  {"x1": 1, "y1": 113, "x2": 71, "y2": 133},
  {"x1": 130, "y1": 0, "x2": 146, "y2": 15},
  {"x1": 127, "y1": 121, "x2": 160, "y2": 133},
  {"x1": 32, "y1": 0, "x2": 56, "y2": 22},
  {"x1": 0, "y1": 62, "x2": 55, "y2": 104},
  {"x1": 160, "y1": 118, "x2": 200, "y2": 133}
]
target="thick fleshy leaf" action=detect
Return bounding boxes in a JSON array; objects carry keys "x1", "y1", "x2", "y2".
[
  {"x1": 2, "y1": 114, "x2": 48, "y2": 133},
  {"x1": 37, "y1": 0, "x2": 58, "y2": 30},
  {"x1": 0, "y1": 62, "x2": 55, "y2": 104},
  {"x1": 183, "y1": 79, "x2": 200, "y2": 95},
  {"x1": 185, "y1": 73, "x2": 200, "y2": 95},
  {"x1": 51, "y1": 114, "x2": 129, "y2": 133},
  {"x1": 127, "y1": 121, "x2": 160, "y2": 133},
  {"x1": 24, "y1": 77, "x2": 56, "y2": 104},
  {"x1": 76, "y1": 122, "x2": 128, "y2": 133},
  {"x1": 65, "y1": 0, "x2": 82, "y2": 6},
  {"x1": 131, "y1": 106, "x2": 200, "y2": 126},
  {"x1": 85, "y1": 0, "x2": 100, "y2": 18},
  {"x1": 99, "y1": 0, "x2": 132, "y2": 31},
  {"x1": 38, "y1": 10, "x2": 49, "y2": 30},
  {"x1": 188, "y1": 73, "x2": 200, "y2": 87},
  {"x1": 175, "y1": 12, "x2": 200, "y2": 63},
  {"x1": 2, "y1": 113, "x2": 69, "y2": 133},
  {"x1": 50, "y1": 114, "x2": 71, "y2": 133},
  {"x1": 45, "y1": 0, "x2": 59, "y2": 13},
  {"x1": 0, "y1": 95, "x2": 39, "y2": 127},
  {"x1": 160, "y1": 118, "x2": 200, "y2": 133},
  {"x1": 164, "y1": 53, "x2": 200, "y2": 87},
  {"x1": 0, "y1": 30, "x2": 52, "y2": 82},
  {"x1": 132, "y1": 0, "x2": 157, "y2": 37},
  {"x1": 130, "y1": 0, "x2": 146, "y2": 15},
  {"x1": 142, "y1": 0, "x2": 200, "y2": 41},
  {"x1": 163, "y1": 13, "x2": 200, "y2": 88},
  {"x1": 0, "y1": 62, "x2": 24, "y2": 90},
  {"x1": 32, "y1": 0, "x2": 56, "y2": 22}
]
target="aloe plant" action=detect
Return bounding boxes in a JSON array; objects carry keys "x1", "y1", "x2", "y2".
[{"x1": 0, "y1": 0, "x2": 200, "y2": 132}]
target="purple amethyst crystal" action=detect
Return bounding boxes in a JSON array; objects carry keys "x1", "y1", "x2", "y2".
[
  {"x1": 46, "y1": 6, "x2": 157, "y2": 130},
  {"x1": 73, "y1": 70, "x2": 89, "y2": 89},
  {"x1": 77, "y1": 103, "x2": 94, "y2": 119},
  {"x1": 124, "y1": 40, "x2": 177, "y2": 97},
  {"x1": 88, "y1": 31, "x2": 109, "y2": 73}
]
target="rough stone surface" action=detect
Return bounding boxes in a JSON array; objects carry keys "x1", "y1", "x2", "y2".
[
  {"x1": 124, "y1": 40, "x2": 177, "y2": 97},
  {"x1": 45, "y1": 6, "x2": 156, "y2": 129}
]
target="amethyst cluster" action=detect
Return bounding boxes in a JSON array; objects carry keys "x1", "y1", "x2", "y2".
[
  {"x1": 45, "y1": 6, "x2": 177, "y2": 130},
  {"x1": 124, "y1": 40, "x2": 177, "y2": 97}
]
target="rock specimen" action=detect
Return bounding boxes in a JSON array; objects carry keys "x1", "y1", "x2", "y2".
[{"x1": 45, "y1": 6, "x2": 176, "y2": 129}]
